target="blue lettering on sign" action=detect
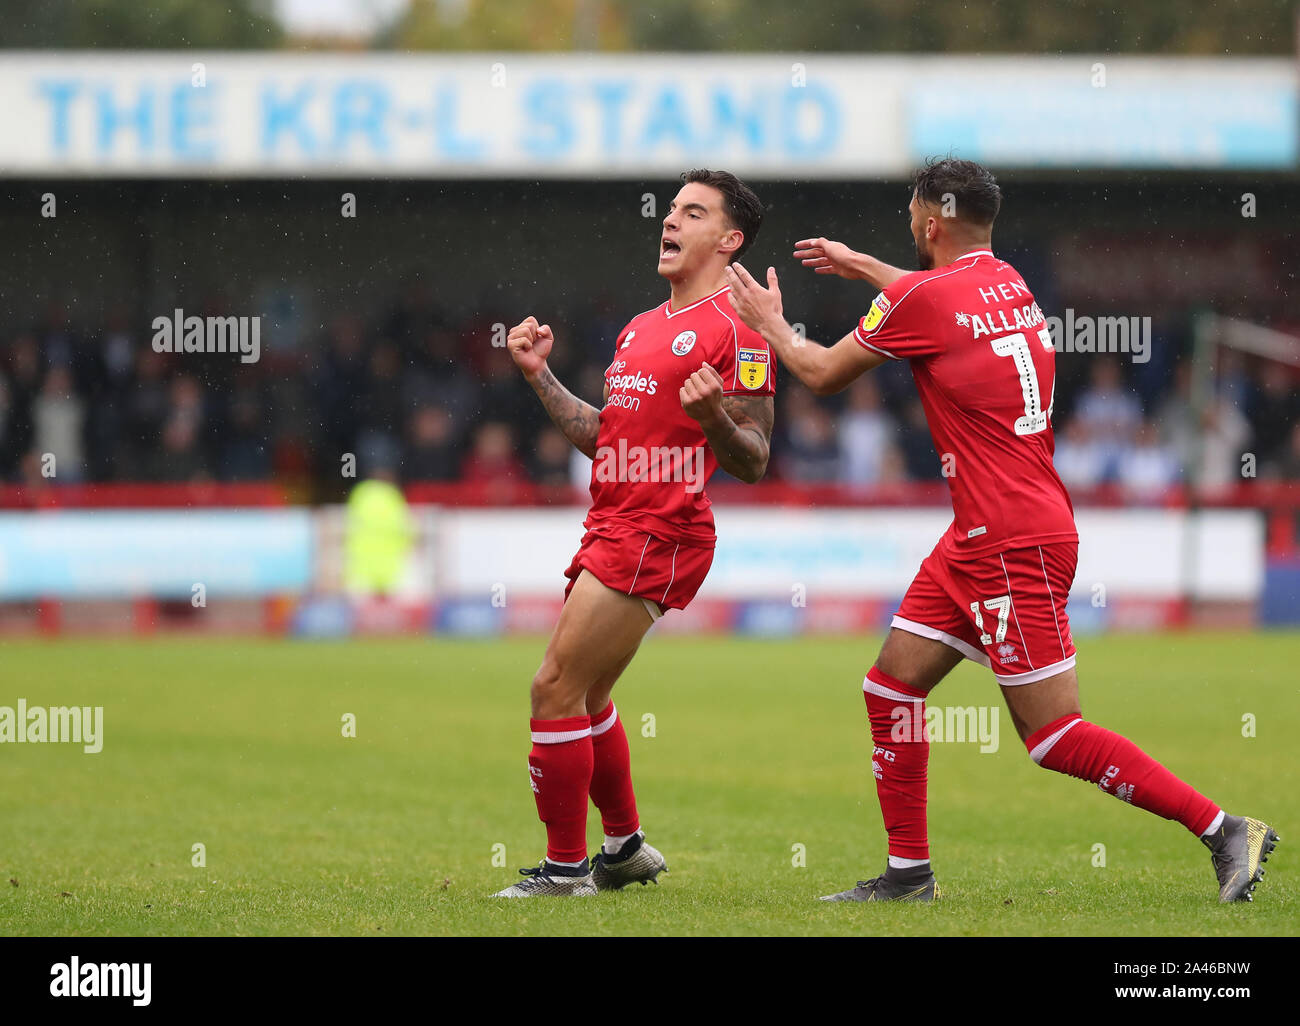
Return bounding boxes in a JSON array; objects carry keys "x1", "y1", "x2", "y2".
[
  {"x1": 590, "y1": 79, "x2": 631, "y2": 156},
  {"x1": 170, "y1": 82, "x2": 216, "y2": 160},
  {"x1": 781, "y1": 83, "x2": 838, "y2": 157},
  {"x1": 35, "y1": 79, "x2": 80, "y2": 155},
  {"x1": 708, "y1": 87, "x2": 765, "y2": 150},
  {"x1": 330, "y1": 79, "x2": 391, "y2": 156},
  {"x1": 433, "y1": 81, "x2": 486, "y2": 159},
  {"x1": 640, "y1": 85, "x2": 695, "y2": 151},
  {"x1": 261, "y1": 81, "x2": 318, "y2": 157},
  {"x1": 521, "y1": 78, "x2": 575, "y2": 159},
  {"x1": 96, "y1": 84, "x2": 155, "y2": 156}
]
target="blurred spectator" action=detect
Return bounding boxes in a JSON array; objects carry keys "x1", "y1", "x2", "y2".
[
  {"x1": 404, "y1": 406, "x2": 458, "y2": 481},
  {"x1": 1250, "y1": 362, "x2": 1299, "y2": 468},
  {"x1": 1071, "y1": 359, "x2": 1142, "y2": 479},
  {"x1": 462, "y1": 421, "x2": 526, "y2": 483},
  {"x1": 1195, "y1": 395, "x2": 1252, "y2": 489},
  {"x1": 898, "y1": 398, "x2": 940, "y2": 479},
  {"x1": 221, "y1": 387, "x2": 271, "y2": 481},
  {"x1": 3, "y1": 333, "x2": 41, "y2": 477},
  {"x1": 839, "y1": 377, "x2": 895, "y2": 484},
  {"x1": 1155, "y1": 362, "x2": 1198, "y2": 471},
  {"x1": 1054, "y1": 420, "x2": 1106, "y2": 489},
  {"x1": 530, "y1": 426, "x2": 574, "y2": 486},
  {"x1": 357, "y1": 341, "x2": 405, "y2": 467},
  {"x1": 1271, "y1": 423, "x2": 1300, "y2": 480},
  {"x1": 32, "y1": 366, "x2": 85, "y2": 483},
  {"x1": 1117, "y1": 419, "x2": 1181, "y2": 497},
  {"x1": 147, "y1": 415, "x2": 210, "y2": 482},
  {"x1": 780, "y1": 390, "x2": 840, "y2": 482}
]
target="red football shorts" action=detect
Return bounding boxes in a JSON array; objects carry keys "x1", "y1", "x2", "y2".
[
  {"x1": 564, "y1": 525, "x2": 714, "y2": 615},
  {"x1": 893, "y1": 540, "x2": 1078, "y2": 685}
]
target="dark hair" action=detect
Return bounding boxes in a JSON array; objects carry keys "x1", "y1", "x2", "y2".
[
  {"x1": 911, "y1": 157, "x2": 1002, "y2": 227},
  {"x1": 680, "y1": 168, "x2": 764, "y2": 262}
]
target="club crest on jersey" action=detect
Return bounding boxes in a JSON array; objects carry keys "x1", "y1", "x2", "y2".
[
  {"x1": 738, "y1": 348, "x2": 769, "y2": 390},
  {"x1": 859, "y1": 292, "x2": 891, "y2": 334},
  {"x1": 671, "y1": 330, "x2": 697, "y2": 356}
]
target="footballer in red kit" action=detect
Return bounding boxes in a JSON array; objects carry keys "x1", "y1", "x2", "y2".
[
  {"x1": 726, "y1": 157, "x2": 1277, "y2": 904},
  {"x1": 496, "y1": 170, "x2": 775, "y2": 896}
]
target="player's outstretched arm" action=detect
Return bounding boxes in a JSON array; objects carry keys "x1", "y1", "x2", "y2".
[
  {"x1": 680, "y1": 364, "x2": 772, "y2": 484},
  {"x1": 792, "y1": 237, "x2": 909, "y2": 290},
  {"x1": 723, "y1": 263, "x2": 886, "y2": 396},
  {"x1": 507, "y1": 316, "x2": 601, "y2": 459}
]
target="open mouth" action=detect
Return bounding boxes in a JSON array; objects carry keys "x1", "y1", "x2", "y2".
[{"x1": 660, "y1": 238, "x2": 681, "y2": 259}]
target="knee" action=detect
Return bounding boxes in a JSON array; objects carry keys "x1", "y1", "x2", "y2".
[{"x1": 530, "y1": 657, "x2": 582, "y2": 718}]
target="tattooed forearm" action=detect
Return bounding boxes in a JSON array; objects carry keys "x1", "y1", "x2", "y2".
[
  {"x1": 529, "y1": 365, "x2": 602, "y2": 458},
  {"x1": 700, "y1": 395, "x2": 773, "y2": 484}
]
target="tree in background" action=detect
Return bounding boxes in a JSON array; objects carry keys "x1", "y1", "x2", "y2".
[{"x1": 0, "y1": 0, "x2": 282, "y2": 48}]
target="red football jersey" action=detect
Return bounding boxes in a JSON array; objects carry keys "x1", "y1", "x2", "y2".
[
  {"x1": 586, "y1": 284, "x2": 776, "y2": 546},
  {"x1": 853, "y1": 249, "x2": 1077, "y2": 560}
]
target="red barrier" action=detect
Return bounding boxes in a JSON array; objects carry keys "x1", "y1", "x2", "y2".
[{"x1": 0, "y1": 482, "x2": 291, "y2": 509}]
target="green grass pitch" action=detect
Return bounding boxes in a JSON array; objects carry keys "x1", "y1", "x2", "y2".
[{"x1": 1, "y1": 631, "x2": 1294, "y2": 936}]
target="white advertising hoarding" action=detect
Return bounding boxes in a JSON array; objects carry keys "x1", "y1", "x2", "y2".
[
  {"x1": 0, "y1": 53, "x2": 1290, "y2": 177},
  {"x1": 431, "y1": 506, "x2": 1264, "y2": 601}
]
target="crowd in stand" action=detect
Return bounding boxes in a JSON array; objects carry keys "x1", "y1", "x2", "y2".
[{"x1": 2, "y1": 289, "x2": 1297, "y2": 497}]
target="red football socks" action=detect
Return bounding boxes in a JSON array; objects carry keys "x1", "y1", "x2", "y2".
[
  {"x1": 1025, "y1": 714, "x2": 1220, "y2": 835},
  {"x1": 863, "y1": 666, "x2": 931, "y2": 861},
  {"x1": 589, "y1": 702, "x2": 640, "y2": 838},
  {"x1": 528, "y1": 716, "x2": 594, "y2": 864}
]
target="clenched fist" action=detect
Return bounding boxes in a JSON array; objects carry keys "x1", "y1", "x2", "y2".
[
  {"x1": 506, "y1": 316, "x2": 554, "y2": 380},
  {"x1": 680, "y1": 362, "x2": 726, "y2": 427}
]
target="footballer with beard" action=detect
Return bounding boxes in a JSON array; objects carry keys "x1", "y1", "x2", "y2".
[{"x1": 724, "y1": 157, "x2": 1278, "y2": 905}]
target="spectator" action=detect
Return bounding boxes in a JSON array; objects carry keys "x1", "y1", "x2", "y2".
[
  {"x1": 780, "y1": 390, "x2": 840, "y2": 482},
  {"x1": 1117, "y1": 419, "x2": 1181, "y2": 497},
  {"x1": 898, "y1": 398, "x2": 940, "y2": 480},
  {"x1": 461, "y1": 421, "x2": 526, "y2": 484},
  {"x1": 147, "y1": 415, "x2": 210, "y2": 483},
  {"x1": 404, "y1": 406, "x2": 458, "y2": 481},
  {"x1": 1249, "y1": 362, "x2": 1299, "y2": 468},
  {"x1": 1054, "y1": 419, "x2": 1106, "y2": 490},
  {"x1": 1271, "y1": 423, "x2": 1300, "y2": 480},
  {"x1": 530, "y1": 426, "x2": 574, "y2": 486},
  {"x1": 31, "y1": 366, "x2": 85, "y2": 483},
  {"x1": 1071, "y1": 359, "x2": 1142, "y2": 480},
  {"x1": 220, "y1": 387, "x2": 271, "y2": 481},
  {"x1": 840, "y1": 377, "x2": 895, "y2": 485},
  {"x1": 1195, "y1": 395, "x2": 1252, "y2": 490}
]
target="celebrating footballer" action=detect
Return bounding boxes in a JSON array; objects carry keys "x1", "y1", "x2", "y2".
[
  {"x1": 497, "y1": 169, "x2": 776, "y2": 897},
  {"x1": 725, "y1": 157, "x2": 1278, "y2": 904}
]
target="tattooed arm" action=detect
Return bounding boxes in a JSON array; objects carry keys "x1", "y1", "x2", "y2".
[
  {"x1": 680, "y1": 364, "x2": 773, "y2": 484},
  {"x1": 507, "y1": 316, "x2": 603, "y2": 459}
]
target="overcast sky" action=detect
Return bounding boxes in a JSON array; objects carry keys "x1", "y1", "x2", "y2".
[{"x1": 272, "y1": 0, "x2": 415, "y2": 38}]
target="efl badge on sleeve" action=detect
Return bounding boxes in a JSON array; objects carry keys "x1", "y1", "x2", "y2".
[
  {"x1": 859, "y1": 292, "x2": 891, "y2": 334},
  {"x1": 737, "y1": 348, "x2": 769, "y2": 390}
]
